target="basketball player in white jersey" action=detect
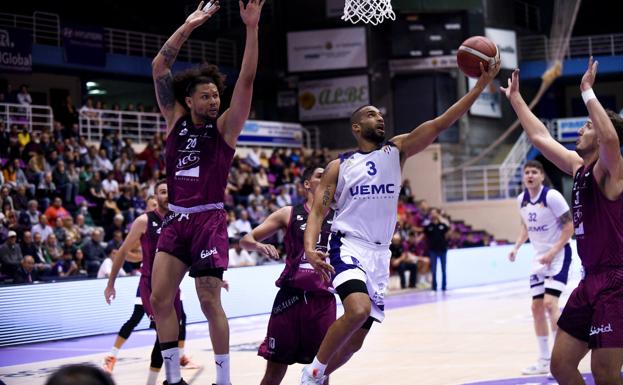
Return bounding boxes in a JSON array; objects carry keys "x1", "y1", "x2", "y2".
[
  {"x1": 299, "y1": 60, "x2": 501, "y2": 384},
  {"x1": 509, "y1": 160, "x2": 573, "y2": 375}
]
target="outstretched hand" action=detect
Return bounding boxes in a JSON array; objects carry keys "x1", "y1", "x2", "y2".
[
  {"x1": 478, "y1": 59, "x2": 501, "y2": 86},
  {"x1": 581, "y1": 56, "x2": 598, "y2": 92},
  {"x1": 239, "y1": 0, "x2": 266, "y2": 28},
  {"x1": 185, "y1": 0, "x2": 220, "y2": 30},
  {"x1": 306, "y1": 249, "x2": 335, "y2": 283},
  {"x1": 500, "y1": 69, "x2": 520, "y2": 101}
]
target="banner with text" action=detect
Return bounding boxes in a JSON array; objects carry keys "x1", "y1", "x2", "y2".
[
  {"x1": 485, "y1": 27, "x2": 517, "y2": 70},
  {"x1": 298, "y1": 75, "x2": 369, "y2": 121},
  {"x1": 287, "y1": 27, "x2": 367, "y2": 72},
  {"x1": 0, "y1": 28, "x2": 32, "y2": 73},
  {"x1": 62, "y1": 25, "x2": 106, "y2": 67},
  {"x1": 239, "y1": 120, "x2": 304, "y2": 148}
]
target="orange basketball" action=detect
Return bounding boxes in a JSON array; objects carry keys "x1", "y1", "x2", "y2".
[{"x1": 457, "y1": 36, "x2": 500, "y2": 78}]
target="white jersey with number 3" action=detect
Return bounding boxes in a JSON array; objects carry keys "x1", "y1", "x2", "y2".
[{"x1": 331, "y1": 142, "x2": 401, "y2": 246}]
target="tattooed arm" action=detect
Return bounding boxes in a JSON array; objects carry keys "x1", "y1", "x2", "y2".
[
  {"x1": 152, "y1": 1, "x2": 220, "y2": 132},
  {"x1": 304, "y1": 159, "x2": 339, "y2": 281}
]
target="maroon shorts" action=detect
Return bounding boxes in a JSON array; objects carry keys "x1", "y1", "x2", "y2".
[
  {"x1": 156, "y1": 210, "x2": 229, "y2": 277},
  {"x1": 258, "y1": 288, "x2": 336, "y2": 365},
  {"x1": 139, "y1": 275, "x2": 182, "y2": 320},
  {"x1": 557, "y1": 267, "x2": 623, "y2": 348}
]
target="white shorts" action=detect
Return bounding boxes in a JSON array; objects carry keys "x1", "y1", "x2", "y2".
[
  {"x1": 530, "y1": 243, "x2": 572, "y2": 298},
  {"x1": 328, "y1": 232, "x2": 390, "y2": 322}
]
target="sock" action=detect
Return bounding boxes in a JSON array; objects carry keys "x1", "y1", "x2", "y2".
[
  {"x1": 147, "y1": 369, "x2": 159, "y2": 385},
  {"x1": 537, "y1": 336, "x2": 550, "y2": 360},
  {"x1": 551, "y1": 330, "x2": 557, "y2": 344},
  {"x1": 109, "y1": 347, "x2": 120, "y2": 358},
  {"x1": 214, "y1": 353, "x2": 230, "y2": 385},
  {"x1": 160, "y1": 342, "x2": 181, "y2": 384},
  {"x1": 308, "y1": 357, "x2": 327, "y2": 378}
]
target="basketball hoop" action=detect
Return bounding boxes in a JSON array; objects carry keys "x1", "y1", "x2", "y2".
[{"x1": 341, "y1": 0, "x2": 396, "y2": 25}]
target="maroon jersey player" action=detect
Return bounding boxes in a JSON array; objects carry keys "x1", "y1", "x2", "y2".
[{"x1": 149, "y1": 1, "x2": 265, "y2": 384}]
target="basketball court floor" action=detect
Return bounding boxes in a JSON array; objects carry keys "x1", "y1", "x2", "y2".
[{"x1": 0, "y1": 278, "x2": 594, "y2": 385}]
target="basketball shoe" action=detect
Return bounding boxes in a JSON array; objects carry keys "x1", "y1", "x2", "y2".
[
  {"x1": 300, "y1": 366, "x2": 326, "y2": 385},
  {"x1": 521, "y1": 358, "x2": 550, "y2": 375},
  {"x1": 163, "y1": 380, "x2": 188, "y2": 385},
  {"x1": 102, "y1": 355, "x2": 117, "y2": 373}
]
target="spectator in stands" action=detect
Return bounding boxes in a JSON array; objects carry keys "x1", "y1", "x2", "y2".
[
  {"x1": 248, "y1": 185, "x2": 264, "y2": 206},
  {"x1": 18, "y1": 200, "x2": 39, "y2": 230},
  {"x1": 82, "y1": 228, "x2": 107, "y2": 276},
  {"x1": 29, "y1": 231, "x2": 47, "y2": 267},
  {"x1": 27, "y1": 152, "x2": 47, "y2": 186},
  {"x1": 18, "y1": 126, "x2": 30, "y2": 148},
  {"x1": 463, "y1": 233, "x2": 485, "y2": 248},
  {"x1": 123, "y1": 163, "x2": 140, "y2": 187},
  {"x1": 52, "y1": 161, "x2": 76, "y2": 207},
  {"x1": 62, "y1": 235, "x2": 78, "y2": 256},
  {"x1": 88, "y1": 171, "x2": 107, "y2": 212},
  {"x1": 79, "y1": 163, "x2": 94, "y2": 195},
  {"x1": 0, "y1": 230, "x2": 22, "y2": 277},
  {"x1": 74, "y1": 248, "x2": 86, "y2": 275},
  {"x1": 13, "y1": 255, "x2": 41, "y2": 284},
  {"x1": 102, "y1": 172, "x2": 120, "y2": 198},
  {"x1": 53, "y1": 217, "x2": 67, "y2": 243},
  {"x1": 232, "y1": 210, "x2": 253, "y2": 237},
  {"x1": 80, "y1": 97, "x2": 99, "y2": 119},
  {"x1": 14, "y1": 160, "x2": 35, "y2": 198},
  {"x1": 400, "y1": 179, "x2": 414, "y2": 204},
  {"x1": 424, "y1": 208, "x2": 450, "y2": 291},
  {"x1": 102, "y1": 194, "x2": 122, "y2": 228},
  {"x1": 390, "y1": 233, "x2": 418, "y2": 289},
  {"x1": 246, "y1": 200, "x2": 266, "y2": 227},
  {"x1": 53, "y1": 250, "x2": 78, "y2": 278},
  {"x1": 2, "y1": 163, "x2": 17, "y2": 189},
  {"x1": 0, "y1": 186, "x2": 14, "y2": 211},
  {"x1": 75, "y1": 213, "x2": 94, "y2": 239},
  {"x1": 94, "y1": 148, "x2": 114, "y2": 173},
  {"x1": 17, "y1": 84, "x2": 32, "y2": 106},
  {"x1": 43, "y1": 233, "x2": 63, "y2": 264},
  {"x1": 405, "y1": 231, "x2": 431, "y2": 288},
  {"x1": 56, "y1": 95, "x2": 79, "y2": 131},
  {"x1": 44, "y1": 197, "x2": 70, "y2": 228},
  {"x1": 275, "y1": 185, "x2": 292, "y2": 208},
  {"x1": 32, "y1": 214, "x2": 53, "y2": 242},
  {"x1": 228, "y1": 237, "x2": 256, "y2": 268},
  {"x1": 20, "y1": 231, "x2": 43, "y2": 266},
  {"x1": 97, "y1": 251, "x2": 127, "y2": 279},
  {"x1": 36, "y1": 172, "x2": 56, "y2": 210}
]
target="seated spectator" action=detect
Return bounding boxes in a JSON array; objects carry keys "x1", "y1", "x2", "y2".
[
  {"x1": 44, "y1": 197, "x2": 70, "y2": 228},
  {"x1": 227, "y1": 211, "x2": 238, "y2": 238},
  {"x1": 43, "y1": 233, "x2": 63, "y2": 264},
  {"x1": 74, "y1": 248, "x2": 86, "y2": 275},
  {"x1": 36, "y1": 172, "x2": 56, "y2": 210},
  {"x1": 21, "y1": 230, "x2": 47, "y2": 269},
  {"x1": 53, "y1": 250, "x2": 78, "y2": 278},
  {"x1": 93, "y1": 148, "x2": 113, "y2": 173},
  {"x1": 0, "y1": 185, "x2": 14, "y2": 210},
  {"x1": 31, "y1": 214, "x2": 54, "y2": 242},
  {"x1": 12, "y1": 185, "x2": 29, "y2": 212},
  {"x1": 52, "y1": 161, "x2": 76, "y2": 207},
  {"x1": 27, "y1": 152, "x2": 48, "y2": 186},
  {"x1": 13, "y1": 255, "x2": 41, "y2": 284},
  {"x1": 247, "y1": 185, "x2": 264, "y2": 206},
  {"x1": 102, "y1": 172, "x2": 120, "y2": 198},
  {"x1": 405, "y1": 231, "x2": 431, "y2": 288},
  {"x1": 105, "y1": 213, "x2": 125, "y2": 241},
  {"x1": 247, "y1": 200, "x2": 266, "y2": 227},
  {"x1": 254, "y1": 167, "x2": 270, "y2": 192},
  {"x1": 82, "y1": 228, "x2": 107, "y2": 277},
  {"x1": 19, "y1": 200, "x2": 40, "y2": 229},
  {"x1": 463, "y1": 233, "x2": 485, "y2": 248},
  {"x1": 75, "y1": 213, "x2": 94, "y2": 238},
  {"x1": 228, "y1": 238, "x2": 256, "y2": 268},
  {"x1": 389, "y1": 233, "x2": 418, "y2": 289},
  {"x1": 275, "y1": 186, "x2": 291, "y2": 208},
  {"x1": 0, "y1": 231, "x2": 23, "y2": 277},
  {"x1": 232, "y1": 210, "x2": 252, "y2": 237}
]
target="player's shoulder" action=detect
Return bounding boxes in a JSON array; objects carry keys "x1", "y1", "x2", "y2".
[{"x1": 544, "y1": 187, "x2": 565, "y2": 201}]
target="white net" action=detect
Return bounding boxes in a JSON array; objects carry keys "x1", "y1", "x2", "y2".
[{"x1": 341, "y1": 0, "x2": 396, "y2": 25}]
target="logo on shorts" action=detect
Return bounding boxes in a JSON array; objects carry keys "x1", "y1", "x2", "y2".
[
  {"x1": 200, "y1": 248, "x2": 218, "y2": 259},
  {"x1": 269, "y1": 337, "x2": 276, "y2": 349},
  {"x1": 590, "y1": 323, "x2": 613, "y2": 336}
]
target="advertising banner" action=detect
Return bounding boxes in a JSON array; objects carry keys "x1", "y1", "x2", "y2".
[
  {"x1": 287, "y1": 27, "x2": 367, "y2": 72},
  {"x1": 0, "y1": 28, "x2": 32, "y2": 72},
  {"x1": 298, "y1": 75, "x2": 369, "y2": 121},
  {"x1": 62, "y1": 25, "x2": 106, "y2": 67}
]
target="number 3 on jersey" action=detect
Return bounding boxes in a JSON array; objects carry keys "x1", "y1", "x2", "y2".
[{"x1": 366, "y1": 161, "x2": 377, "y2": 176}]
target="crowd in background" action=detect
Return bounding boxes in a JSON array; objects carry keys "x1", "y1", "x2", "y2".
[{"x1": 0, "y1": 85, "x2": 499, "y2": 288}]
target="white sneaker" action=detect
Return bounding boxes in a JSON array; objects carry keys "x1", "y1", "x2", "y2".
[
  {"x1": 521, "y1": 358, "x2": 550, "y2": 375},
  {"x1": 300, "y1": 365, "x2": 326, "y2": 385}
]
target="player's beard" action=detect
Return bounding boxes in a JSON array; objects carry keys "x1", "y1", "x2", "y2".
[{"x1": 362, "y1": 125, "x2": 385, "y2": 145}]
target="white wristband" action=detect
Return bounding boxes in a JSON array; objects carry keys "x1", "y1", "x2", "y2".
[{"x1": 582, "y1": 88, "x2": 596, "y2": 104}]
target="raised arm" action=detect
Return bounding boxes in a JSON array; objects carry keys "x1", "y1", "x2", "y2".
[
  {"x1": 581, "y1": 57, "x2": 623, "y2": 199},
  {"x1": 392, "y1": 61, "x2": 500, "y2": 160},
  {"x1": 240, "y1": 206, "x2": 290, "y2": 259},
  {"x1": 502, "y1": 69, "x2": 583, "y2": 176},
  {"x1": 152, "y1": 1, "x2": 220, "y2": 131},
  {"x1": 104, "y1": 214, "x2": 147, "y2": 304},
  {"x1": 217, "y1": 0, "x2": 265, "y2": 148},
  {"x1": 304, "y1": 159, "x2": 339, "y2": 281}
]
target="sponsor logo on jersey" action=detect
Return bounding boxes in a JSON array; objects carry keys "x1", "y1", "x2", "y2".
[
  {"x1": 200, "y1": 248, "x2": 218, "y2": 259},
  {"x1": 590, "y1": 323, "x2": 613, "y2": 336},
  {"x1": 179, "y1": 127, "x2": 188, "y2": 136},
  {"x1": 349, "y1": 183, "x2": 396, "y2": 196},
  {"x1": 176, "y1": 153, "x2": 200, "y2": 169},
  {"x1": 527, "y1": 225, "x2": 548, "y2": 232}
]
